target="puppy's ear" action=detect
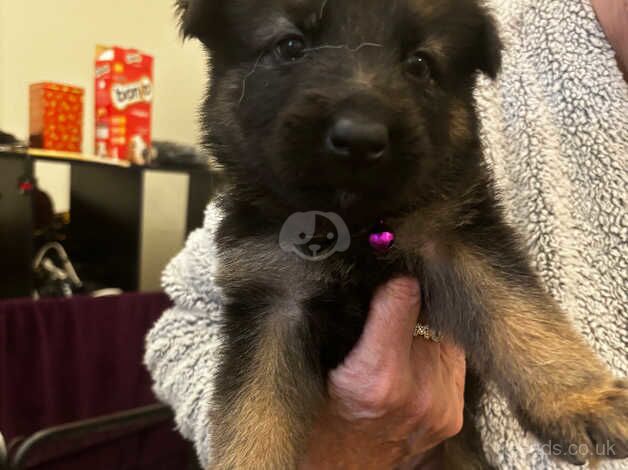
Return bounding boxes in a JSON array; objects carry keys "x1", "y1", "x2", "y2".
[
  {"x1": 475, "y1": 13, "x2": 502, "y2": 79},
  {"x1": 175, "y1": 0, "x2": 221, "y2": 43}
]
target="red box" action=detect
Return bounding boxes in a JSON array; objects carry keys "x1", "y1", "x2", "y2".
[
  {"x1": 95, "y1": 46, "x2": 153, "y2": 163},
  {"x1": 29, "y1": 82, "x2": 84, "y2": 153}
]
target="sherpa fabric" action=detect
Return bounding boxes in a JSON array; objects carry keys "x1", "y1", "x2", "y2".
[{"x1": 144, "y1": 0, "x2": 628, "y2": 468}]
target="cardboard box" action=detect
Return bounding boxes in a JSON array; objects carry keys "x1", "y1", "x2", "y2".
[
  {"x1": 29, "y1": 82, "x2": 84, "y2": 153},
  {"x1": 95, "y1": 45, "x2": 153, "y2": 163}
]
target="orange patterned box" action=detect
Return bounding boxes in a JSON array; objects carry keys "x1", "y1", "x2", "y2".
[{"x1": 29, "y1": 82, "x2": 84, "y2": 153}]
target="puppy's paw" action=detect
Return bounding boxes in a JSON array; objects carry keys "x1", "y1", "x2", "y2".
[
  {"x1": 533, "y1": 380, "x2": 628, "y2": 466},
  {"x1": 585, "y1": 380, "x2": 628, "y2": 460}
]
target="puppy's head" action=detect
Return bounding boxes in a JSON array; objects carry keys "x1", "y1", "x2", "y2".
[{"x1": 178, "y1": 0, "x2": 501, "y2": 224}]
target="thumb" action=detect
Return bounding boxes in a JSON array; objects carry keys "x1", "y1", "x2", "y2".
[{"x1": 349, "y1": 277, "x2": 421, "y2": 367}]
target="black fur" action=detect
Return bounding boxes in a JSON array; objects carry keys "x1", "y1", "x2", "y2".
[{"x1": 176, "y1": 1, "x2": 628, "y2": 468}]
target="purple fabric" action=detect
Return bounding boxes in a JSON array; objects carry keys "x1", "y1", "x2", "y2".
[{"x1": 0, "y1": 293, "x2": 193, "y2": 470}]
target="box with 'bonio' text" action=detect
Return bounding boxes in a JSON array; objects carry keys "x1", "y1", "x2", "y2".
[{"x1": 95, "y1": 45, "x2": 153, "y2": 164}]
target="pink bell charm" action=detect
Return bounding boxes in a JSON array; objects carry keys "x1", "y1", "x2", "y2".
[{"x1": 369, "y1": 221, "x2": 395, "y2": 252}]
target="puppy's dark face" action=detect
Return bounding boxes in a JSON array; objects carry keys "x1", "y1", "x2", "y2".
[{"x1": 179, "y1": 0, "x2": 501, "y2": 224}]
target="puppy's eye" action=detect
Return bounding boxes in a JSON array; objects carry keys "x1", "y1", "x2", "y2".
[
  {"x1": 405, "y1": 52, "x2": 433, "y2": 81},
  {"x1": 275, "y1": 36, "x2": 306, "y2": 62}
]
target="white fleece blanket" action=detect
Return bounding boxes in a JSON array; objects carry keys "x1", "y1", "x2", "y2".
[{"x1": 144, "y1": 0, "x2": 628, "y2": 468}]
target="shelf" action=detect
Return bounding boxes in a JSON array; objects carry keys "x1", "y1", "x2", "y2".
[
  {"x1": 0, "y1": 149, "x2": 218, "y2": 175},
  {"x1": 26, "y1": 148, "x2": 131, "y2": 168}
]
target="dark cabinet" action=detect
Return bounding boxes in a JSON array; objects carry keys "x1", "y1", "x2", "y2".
[
  {"x1": 0, "y1": 151, "x2": 219, "y2": 298},
  {"x1": 0, "y1": 154, "x2": 33, "y2": 298}
]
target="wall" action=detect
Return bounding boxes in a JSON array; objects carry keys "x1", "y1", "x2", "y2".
[
  {"x1": 140, "y1": 170, "x2": 189, "y2": 291},
  {"x1": 0, "y1": 0, "x2": 207, "y2": 147},
  {"x1": 0, "y1": 0, "x2": 5, "y2": 128}
]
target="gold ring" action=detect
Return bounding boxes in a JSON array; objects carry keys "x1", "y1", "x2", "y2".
[{"x1": 413, "y1": 324, "x2": 443, "y2": 343}]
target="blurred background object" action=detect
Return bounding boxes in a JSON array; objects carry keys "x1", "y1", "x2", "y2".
[{"x1": 150, "y1": 141, "x2": 212, "y2": 169}]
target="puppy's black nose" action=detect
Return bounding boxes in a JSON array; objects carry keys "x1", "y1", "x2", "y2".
[{"x1": 326, "y1": 117, "x2": 389, "y2": 162}]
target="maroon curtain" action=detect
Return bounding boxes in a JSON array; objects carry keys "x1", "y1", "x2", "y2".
[{"x1": 0, "y1": 293, "x2": 196, "y2": 470}]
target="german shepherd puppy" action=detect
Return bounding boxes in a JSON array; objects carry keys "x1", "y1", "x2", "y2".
[{"x1": 176, "y1": 0, "x2": 628, "y2": 468}]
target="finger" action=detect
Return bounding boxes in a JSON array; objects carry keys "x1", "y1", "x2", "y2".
[
  {"x1": 349, "y1": 277, "x2": 421, "y2": 366},
  {"x1": 406, "y1": 431, "x2": 442, "y2": 458},
  {"x1": 439, "y1": 339, "x2": 465, "y2": 365},
  {"x1": 410, "y1": 333, "x2": 441, "y2": 382},
  {"x1": 439, "y1": 340, "x2": 466, "y2": 396}
]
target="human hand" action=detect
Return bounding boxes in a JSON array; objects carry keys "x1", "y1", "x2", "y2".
[
  {"x1": 591, "y1": 0, "x2": 628, "y2": 79},
  {"x1": 301, "y1": 278, "x2": 466, "y2": 469}
]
